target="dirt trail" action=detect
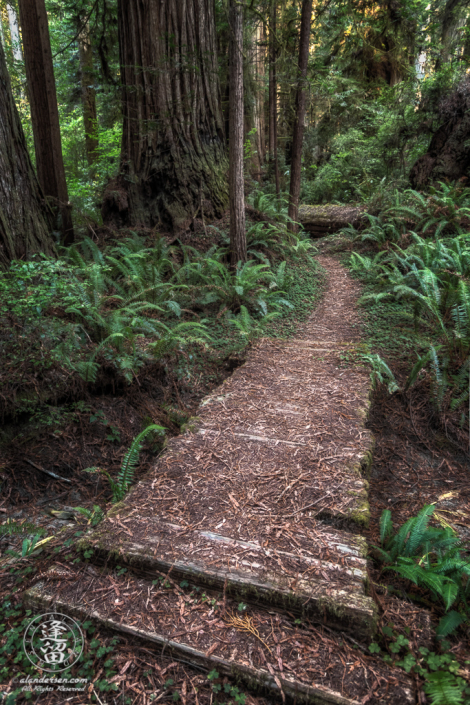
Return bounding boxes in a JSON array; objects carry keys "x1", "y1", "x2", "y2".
[{"x1": 25, "y1": 257, "x2": 414, "y2": 704}]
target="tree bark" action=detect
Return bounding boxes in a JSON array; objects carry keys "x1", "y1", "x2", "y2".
[
  {"x1": 77, "y1": 17, "x2": 98, "y2": 171},
  {"x1": 288, "y1": 0, "x2": 313, "y2": 233},
  {"x1": 0, "y1": 37, "x2": 54, "y2": 270},
  {"x1": 410, "y1": 75, "x2": 470, "y2": 188},
  {"x1": 246, "y1": 21, "x2": 265, "y2": 181},
  {"x1": 269, "y1": 1, "x2": 280, "y2": 198},
  {"x1": 18, "y1": 0, "x2": 73, "y2": 245},
  {"x1": 229, "y1": 0, "x2": 247, "y2": 266},
  {"x1": 7, "y1": 2, "x2": 22, "y2": 62},
  {"x1": 102, "y1": 0, "x2": 228, "y2": 233},
  {"x1": 435, "y1": 0, "x2": 469, "y2": 70},
  {"x1": 254, "y1": 22, "x2": 266, "y2": 173}
]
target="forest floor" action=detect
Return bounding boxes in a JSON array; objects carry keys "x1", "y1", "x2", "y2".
[{"x1": 0, "y1": 235, "x2": 469, "y2": 703}]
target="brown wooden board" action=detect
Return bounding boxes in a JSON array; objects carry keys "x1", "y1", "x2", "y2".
[
  {"x1": 24, "y1": 566, "x2": 413, "y2": 705},
  {"x1": 80, "y1": 516, "x2": 377, "y2": 638}
]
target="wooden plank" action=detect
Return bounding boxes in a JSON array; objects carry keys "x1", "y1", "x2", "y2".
[
  {"x1": 24, "y1": 568, "x2": 412, "y2": 705},
  {"x1": 80, "y1": 516, "x2": 377, "y2": 638}
]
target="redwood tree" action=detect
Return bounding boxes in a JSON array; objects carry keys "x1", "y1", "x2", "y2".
[
  {"x1": 288, "y1": 0, "x2": 313, "y2": 233},
  {"x1": 102, "y1": 0, "x2": 228, "y2": 233},
  {"x1": 0, "y1": 37, "x2": 54, "y2": 270},
  {"x1": 18, "y1": 0, "x2": 74, "y2": 244},
  {"x1": 269, "y1": 0, "x2": 280, "y2": 197},
  {"x1": 229, "y1": 0, "x2": 247, "y2": 266},
  {"x1": 77, "y1": 16, "x2": 99, "y2": 171}
]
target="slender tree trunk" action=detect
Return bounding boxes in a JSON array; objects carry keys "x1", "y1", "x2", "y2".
[
  {"x1": 288, "y1": 0, "x2": 313, "y2": 234},
  {"x1": 0, "y1": 37, "x2": 54, "y2": 270},
  {"x1": 7, "y1": 2, "x2": 22, "y2": 62},
  {"x1": 77, "y1": 17, "x2": 98, "y2": 171},
  {"x1": 255, "y1": 22, "x2": 266, "y2": 171},
  {"x1": 229, "y1": 0, "x2": 246, "y2": 266},
  {"x1": 103, "y1": 0, "x2": 228, "y2": 234},
  {"x1": 18, "y1": 0, "x2": 73, "y2": 245},
  {"x1": 0, "y1": 13, "x2": 5, "y2": 47},
  {"x1": 246, "y1": 22, "x2": 265, "y2": 181},
  {"x1": 269, "y1": 1, "x2": 280, "y2": 197}
]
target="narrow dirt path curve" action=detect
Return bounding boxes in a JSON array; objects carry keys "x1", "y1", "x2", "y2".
[{"x1": 25, "y1": 257, "x2": 414, "y2": 705}]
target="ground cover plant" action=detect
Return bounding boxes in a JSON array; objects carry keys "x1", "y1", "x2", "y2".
[
  {"x1": 344, "y1": 182, "x2": 470, "y2": 451},
  {"x1": 0, "y1": 197, "x2": 322, "y2": 503}
]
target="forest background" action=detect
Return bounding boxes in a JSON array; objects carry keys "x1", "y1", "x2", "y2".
[{"x1": 0, "y1": 0, "x2": 470, "y2": 702}]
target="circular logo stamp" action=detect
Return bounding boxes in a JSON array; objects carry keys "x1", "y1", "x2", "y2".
[{"x1": 23, "y1": 612, "x2": 84, "y2": 673}]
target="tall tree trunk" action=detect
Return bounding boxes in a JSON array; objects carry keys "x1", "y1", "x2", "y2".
[
  {"x1": 288, "y1": 0, "x2": 313, "y2": 234},
  {"x1": 77, "y1": 17, "x2": 98, "y2": 171},
  {"x1": 0, "y1": 37, "x2": 54, "y2": 270},
  {"x1": 246, "y1": 21, "x2": 265, "y2": 181},
  {"x1": 436, "y1": 0, "x2": 468, "y2": 70},
  {"x1": 410, "y1": 75, "x2": 470, "y2": 188},
  {"x1": 7, "y1": 2, "x2": 22, "y2": 62},
  {"x1": 245, "y1": 22, "x2": 266, "y2": 181},
  {"x1": 269, "y1": 1, "x2": 280, "y2": 197},
  {"x1": 18, "y1": 0, "x2": 73, "y2": 245},
  {"x1": 254, "y1": 22, "x2": 266, "y2": 173},
  {"x1": 0, "y1": 13, "x2": 5, "y2": 47},
  {"x1": 102, "y1": 0, "x2": 228, "y2": 234},
  {"x1": 229, "y1": 0, "x2": 246, "y2": 266}
]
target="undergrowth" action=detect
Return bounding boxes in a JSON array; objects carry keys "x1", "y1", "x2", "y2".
[
  {"x1": 369, "y1": 503, "x2": 470, "y2": 705},
  {"x1": 346, "y1": 182, "x2": 470, "y2": 443}
]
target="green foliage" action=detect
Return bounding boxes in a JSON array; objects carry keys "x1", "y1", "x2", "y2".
[
  {"x1": 423, "y1": 670, "x2": 467, "y2": 705},
  {"x1": 207, "y1": 670, "x2": 246, "y2": 705},
  {"x1": 228, "y1": 305, "x2": 280, "y2": 342},
  {"x1": 352, "y1": 198, "x2": 470, "y2": 420},
  {"x1": 73, "y1": 505, "x2": 105, "y2": 527},
  {"x1": 5, "y1": 534, "x2": 47, "y2": 560},
  {"x1": 369, "y1": 627, "x2": 470, "y2": 705},
  {"x1": 361, "y1": 353, "x2": 400, "y2": 394},
  {"x1": 302, "y1": 126, "x2": 392, "y2": 204},
  {"x1": 374, "y1": 505, "x2": 470, "y2": 633},
  {"x1": 0, "y1": 520, "x2": 45, "y2": 538},
  {"x1": 85, "y1": 424, "x2": 165, "y2": 503}
]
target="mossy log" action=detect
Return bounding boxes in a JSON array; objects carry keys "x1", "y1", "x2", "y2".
[{"x1": 299, "y1": 205, "x2": 365, "y2": 238}]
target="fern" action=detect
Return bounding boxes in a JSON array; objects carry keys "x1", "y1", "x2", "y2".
[
  {"x1": 374, "y1": 505, "x2": 469, "y2": 632},
  {"x1": 115, "y1": 424, "x2": 165, "y2": 502},
  {"x1": 361, "y1": 353, "x2": 400, "y2": 393},
  {"x1": 423, "y1": 671, "x2": 465, "y2": 705},
  {"x1": 435, "y1": 611, "x2": 466, "y2": 638},
  {"x1": 0, "y1": 520, "x2": 45, "y2": 537},
  {"x1": 379, "y1": 509, "x2": 393, "y2": 545}
]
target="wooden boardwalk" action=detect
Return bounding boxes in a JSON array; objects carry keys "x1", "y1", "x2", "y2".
[{"x1": 25, "y1": 257, "x2": 413, "y2": 704}]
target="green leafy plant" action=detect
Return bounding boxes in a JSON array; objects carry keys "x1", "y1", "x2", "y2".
[
  {"x1": 207, "y1": 670, "x2": 246, "y2": 704},
  {"x1": 374, "y1": 505, "x2": 469, "y2": 635},
  {"x1": 74, "y1": 505, "x2": 105, "y2": 527},
  {"x1": 0, "y1": 520, "x2": 45, "y2": 538},
  {"x1": 85, "y1": 424, "x2": 165, "y2": 503},
  {"x1": 5, "y1": 534, "x2": 49, "y2": 559},
  {"x1": 369, "y1": 629, "x2": 470, "y2": 705},
  {"x1": 228, "y1": 305, "x2": 280, "y2": 342},
  {"x1": 362, "y1": 353, "x2": 400, "y2": 393}
]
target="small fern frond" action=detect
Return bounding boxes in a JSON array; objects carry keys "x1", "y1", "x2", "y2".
[
  {"x1": 115, "y1": 424, "x2": 166, "y2": 502},
  {"x1": 423, "y1": 670, "x2": 464, "y2": 705}
]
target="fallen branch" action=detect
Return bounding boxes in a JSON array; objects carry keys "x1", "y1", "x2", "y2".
[{"x1": 24, "y1": 458, "x2": 72, "y2": 484}]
